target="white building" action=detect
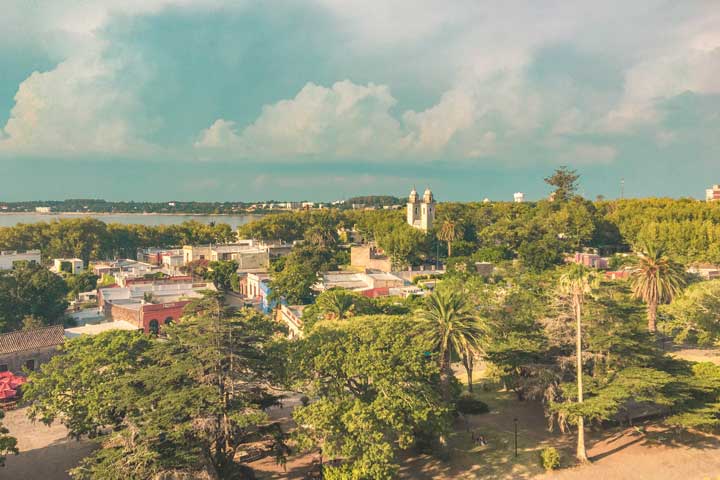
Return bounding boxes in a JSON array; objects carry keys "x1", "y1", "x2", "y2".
[
  {"x1": 52, "y1": 258, "x2": 84, "y2": 274},
  {"x1": 276, "y1": 304, "x2": 305, "y2": 339},
  {"x1": 706, "y1": 185, "x2": 720, "y2": 202},
  {"x1": 313, "y1": 271, "x2": 405, "y2": 295},
  {"x1": 35, "y1": 206, "x2": 51, "y2": 213},
  {"x1": 514, "y1": 192, "x2": 525, "y2": 203},
  {"x1": 407, "y1": 187, "x2": 435, "y2": 231},
  {"x1": 0, "y1": 250, "x2": 41, "y2": 270}
]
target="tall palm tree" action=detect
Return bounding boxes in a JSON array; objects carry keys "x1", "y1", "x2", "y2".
[
  {"x1": 558, "y1": 264, "x2": 597, "y2": 464},
  {"x1": 437, "y1": 220, "x2": 460, "y2": 258},
  {"x1": 416, "y1": 290, "x2": 484, "y2": 398},
  {"x1": 629, "y1": 243, "x2": 686, "y2": 333}
]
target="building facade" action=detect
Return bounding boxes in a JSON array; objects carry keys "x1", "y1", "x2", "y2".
[
  {"x1": 350, "y1": 245, "x2": 392, "y2": 272},
  {"x1": 706, "y1": 185, "x2": 720, "y2": 202},
  {"x1": 99, "y1": 279, "x2": 215, "y2": 334},
  {"x1": 0, "y1": 325, "x2": 65, "y2": 373},
  {"x1": 52, "y1": 258, "x2": 84, "y2": 274},
  {"x1": 0, "y1": 250, "x2": 41, "y2": 270},
  {"x1": 276, "y1": 304, "x2": 305, "y2": 339},
  {"x1": 407, "y1": 187, "x2": 435, "y2": 231}
]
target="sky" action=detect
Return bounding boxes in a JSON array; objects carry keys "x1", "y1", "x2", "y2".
[{"x1": 0, "y1": 1, "x2": 719, "y2": 202}]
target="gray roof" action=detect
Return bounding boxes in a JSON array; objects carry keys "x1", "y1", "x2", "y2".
[{"x1": 0, "y1": 325, "x2": 65, "y2": 355}]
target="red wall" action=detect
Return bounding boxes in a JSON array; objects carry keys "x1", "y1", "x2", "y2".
[{"x1": 140, "y1": 301, "x2": 189, "y2": 334}]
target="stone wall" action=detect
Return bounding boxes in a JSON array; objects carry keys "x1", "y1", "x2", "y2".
[{"x1": 0, "y1": 345, "x2": 60, "y2": 374}]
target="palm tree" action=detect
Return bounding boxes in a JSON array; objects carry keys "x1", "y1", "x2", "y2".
[
  {"x1": 416, "y1": 290, "x2": 484, "y2": 398},
  {"x1": 629, "y1": 243, "x2": 686, "y2": 333},
  {"x1": 437, "y1": 220, "x2": 460, "y2": 258},
  {"x1": 558, "y1": 264, "x2": 597, "y2": 464},
  {"x1": 316, "y1": 289, "x2": 356, "y2": 320}
]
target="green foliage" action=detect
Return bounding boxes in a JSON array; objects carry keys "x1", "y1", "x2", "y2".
[
  {"x1": 26, "y1": 294, "x2": 286, "y2": 478},
  {"x1": 290, "y1": 316, "x2": 452, "y2": 478},
  {"x1": 345, "y1": 195, "x2": 403, "y2": 207},
  {"x1": 662, "y1": 279, "x2": 720, "y2": 346},
  {"x1": 472, "y1": 246, "x2": 513, "y2": 263},
  {"x1": 544, "y1": 166, "x2": 580, "y2": 202},
  {"x1": 601, "y1": 198, "x2": 720, "y2": 263},
  {"x1": 629, "y1": 242, "x2": 686, "y2": 332},
  {"x1": 664, "y1": 362, "x2": 720, "y2": 432},
  {"x1": 518, "y1": 235, "x2": 565, "y2": 272},
  {"x1": 416, "y1": 290, "x2": 486, "y2": 398},
  {"x1": 456, "y1": 392, "x2": 489, "y2": 415},
  {"x1": 24, "y1": 330, "x2": 154, "y2": 438},
  {"x1": 378, "y1": 224, "x2": 429, "y2": 268},
  {"x1": 540, "y1": 446, "x2": 561, "y2": 471},
  {"x1": 0, "y1": 410, "x2": 18, "y2": 467},
  {"x1": 0, "y1": 261, "x2": 68, "y2": 332},
  {"x1": 302, "y1": 289, "x2": 376, "y2": 332},
  {"x1": 206, "y1": 260, "x2": 238, "y2": 292},
  {"x1": 0, "y1": 218, "x2": 237, "y2": 263},
  {"x1": 65, "y1": 270, "x2": 99, "y2": 299},
  {"x1": 270, "y1": 244, "x2": 339, "y2": 305}
]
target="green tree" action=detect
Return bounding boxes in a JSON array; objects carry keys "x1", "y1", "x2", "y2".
[
  {"x1": 0, "y1": 410, "x2": 18, "y2": 467},
  {"x1": 557, "y1": 264, "x2": 597, "y2": 463},
  {"x1": 24, "y1": 330, "x2": 154, "y2": 438},
  {"x1": 0, "y1": 262, "x2": 68, "y2": 332},
  {"x1": 315, "y1": 288, "x2": 373, "y2": 321},
  {"x1": 662, "y1": 279, "x2": 720, "y2": 346},
  {"x1": 26, "y1": 294, "x2": 284, "y2": 478},
  {"x1": 629, "y1": 243, "x2": 686, "y2": 333},
  {"x1": 270, "y1": 245, "x2": 338, "y2": 305},
  {"x1": 437, "y1": 219, "x2": 460, "y2": 257},
  {"x1": 65, "y1": 270, "x2": 99, "y2": 300},
  {"x1": 378, "y1": 225, "x2": 428, "y2": 269},
  {"x1": 544, "y1": 166, "x2": 580, "y2": 202},
  {"x1": 416, "y1": 290, "x2": 485, "y2": 397},
  {"x1": 518, "y1": 236, "x2": 565, "y2": 272},
  {"x1": 206, "y1": 260, "x2": 239, "y2": 292},
  {"x1": 304, "y1": 224, "x2": 338, "y2": 248},
  {"x1": 290, "y1": 316, "x2": 451, "y2": 478}
]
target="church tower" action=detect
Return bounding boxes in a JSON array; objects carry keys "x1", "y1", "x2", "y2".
[{"x1": 407, "y1": 187, "x2": 435, "y2": 231}]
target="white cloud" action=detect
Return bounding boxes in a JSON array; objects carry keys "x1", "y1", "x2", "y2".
[
  {"x1": 0, "y1": 47, "x2": 152, "y2": 156},
  {"x1": 2, "y1": 0, "x2": 720, "y2": 165},
  {"x1": 196, "y1": 80, "x2": 405, "y2": 158}
]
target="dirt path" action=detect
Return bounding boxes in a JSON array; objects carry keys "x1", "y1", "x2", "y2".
[
  {"x1": 538, "y1": 427, "x2": 720, "y2": 480},
  {"x1": 2, "y1": 407, "x2": 95, "y2": 480}
]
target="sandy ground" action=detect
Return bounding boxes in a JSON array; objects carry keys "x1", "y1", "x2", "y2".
[
  {"x1": 2, "y1": 407, "x2": 95, "y2": 480},
  {"x1": 671, "y1": 346, "x2": 720, "y2": 365},
  {"x1": 250, "y1": 385, "x2": 720, "y2": 480},
  {"x1": 4, "y1": 356, "x2": 720, "y2": 480},
  {"x1": 538, "y1": 427, "x2": 720, "y2": 480}
]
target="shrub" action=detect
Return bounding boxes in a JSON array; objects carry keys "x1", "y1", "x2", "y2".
[
  {"x1": 299, "y1": 395, "x2": 310, "y2": 407},
  {"x1": 540, "y1": 447, "x2": 561, "y2": 471},
  {"x1": 456, "y1": 392, "x2": 490, "y2": 415}
]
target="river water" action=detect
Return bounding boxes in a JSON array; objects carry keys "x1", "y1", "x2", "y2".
[{"x1": 0, "y1": 213, "x2": 259, "y2": 229}]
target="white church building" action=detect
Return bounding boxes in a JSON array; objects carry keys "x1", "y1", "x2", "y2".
[{"x1": 407, "y1": 187, "x2": 435, "y2": 231}]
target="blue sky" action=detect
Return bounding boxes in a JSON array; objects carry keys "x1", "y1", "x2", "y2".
[{"x1": 0, "y1": 1, "x2": 719, "y2": 202}]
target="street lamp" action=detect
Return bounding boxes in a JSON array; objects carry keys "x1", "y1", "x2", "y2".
[{"x1": 513, "y1": 418, "x2": 518, "y2": 457}]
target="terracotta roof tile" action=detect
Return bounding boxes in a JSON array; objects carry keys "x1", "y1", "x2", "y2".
[{"x1": 0, "y1": 325, "x2": 65, "y2": 355}]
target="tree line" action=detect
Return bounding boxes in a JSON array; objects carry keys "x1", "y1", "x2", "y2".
[{"x1": 0, "y1": 218, "x2": 236, "y2": 264}]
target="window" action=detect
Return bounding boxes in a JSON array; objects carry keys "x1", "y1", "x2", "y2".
[
  {"x1": 0, "y1": 365, "x2": 7, "y2": 373},
  {"x1": 164, "y1": 317, "x2": 173, "y2": 325},
  {"x1": 25, "y1": 359, "x2": 36, "y2": 371},
  {"x1": 149, "y1": 319, "x2": 160, "y2": 334}
]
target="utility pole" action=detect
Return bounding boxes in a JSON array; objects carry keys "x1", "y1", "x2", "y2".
[{"x1": 620, "y1": 178, "x2": 625, "y2": 199}]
